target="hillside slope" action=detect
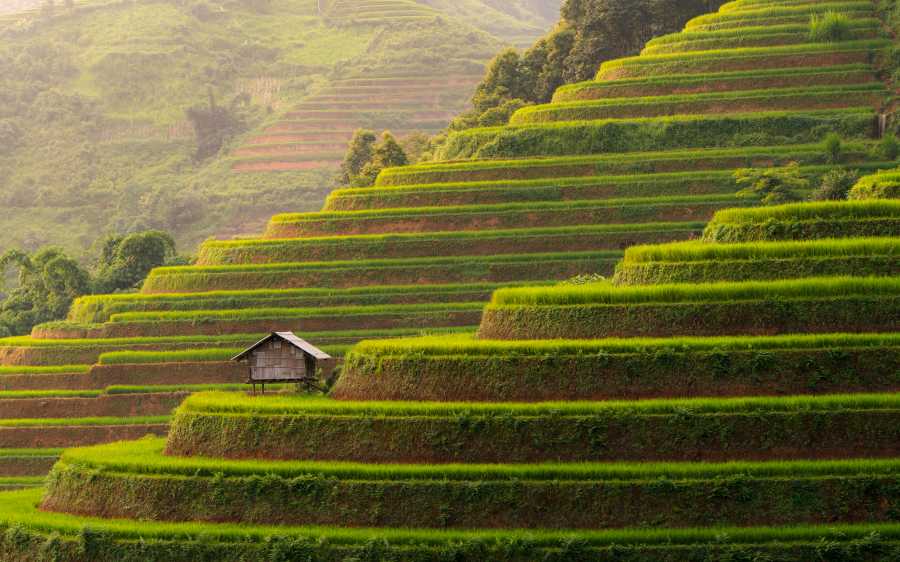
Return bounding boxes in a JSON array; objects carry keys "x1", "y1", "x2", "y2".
[
  {"x1": 0, "y1": 0, "x2": 897, "y2": 557},
  {"x1": 0, "y1": 0, "x2": 560, "y2": 253}
]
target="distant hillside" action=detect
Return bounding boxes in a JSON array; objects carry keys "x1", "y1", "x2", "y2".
[{"x1": 0, "y1": 0, "x2": 561, "y2": 255}]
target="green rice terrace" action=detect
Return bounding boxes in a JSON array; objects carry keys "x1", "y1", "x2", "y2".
[{"x1": 2, "y1": 0, "x2": 900, "y2": 559}]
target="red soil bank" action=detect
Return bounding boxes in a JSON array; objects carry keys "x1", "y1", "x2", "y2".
[
  {"x1": 0, "y1": 392, "x2": 186, "y2": 419},
  {"x1": 0, "y1": 424, "x2": 168, "y2": 448},
  {"x1": 0, "y1": 362, "x2": 246, "y2": 391}
]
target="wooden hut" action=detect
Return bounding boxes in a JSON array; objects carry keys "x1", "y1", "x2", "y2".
[{"x1": 232, "y1": 332, "x2": 332, "y2": 392}]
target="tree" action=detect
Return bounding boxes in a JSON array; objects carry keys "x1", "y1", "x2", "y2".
[
  {"x1": 0, "y1": 248, "x2": 91, "y2": 336},
  {"x1": 93, "y1": 231, "x2": 178, "y2": 293},
  {"x1": 446, "y1": 0, "x2": 723, "y2": 133},
  {"x1": 185, "y1": 90, "x2": 245, "y2": 161},
  {"x1": 338, "y1": 129, "x2": 377, "y2": 185},
  {"x1": 734, "y1": 162, "x2": 809, "y2": 206},
  {"x1": 353, "y1": 132, "x2": 409, "y2": 187}
]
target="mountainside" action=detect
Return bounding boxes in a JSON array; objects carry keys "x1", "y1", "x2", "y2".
[
  {"x1": 0, "y1": 0, "x2": 559, "y2": 254},
  {"x1": 0, "y1": 0, "x2": 898, "y2": 558}
]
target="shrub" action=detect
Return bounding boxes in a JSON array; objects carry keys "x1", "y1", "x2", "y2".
[
  {"x1": 877, "y1": 134, "x2": 899, "y2": 160},
  {"x1": 810, "y1": 11, "x2": 854, "y2": 42},
  {"x1": 734, "y1": 162, "x2": 808, "y2": 205},
  {"x1": 824, "y1": 132, "x2": 843, "y2": 163},
  {"x1": 811, "y1": 168, "x2": 859, "y2": 200}
]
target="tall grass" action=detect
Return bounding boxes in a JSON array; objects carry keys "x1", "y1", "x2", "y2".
[
  {"x1": 512, "y1": 84, "x2": 886, "y2": 125},
  {"x1": 350, "y1": 332, "x2": 900, "y2": 356},
  {"x1": 99, "y1": 344, "x2": 350, "y2": 364},
  {"x1": 620, "y1": 237, "x2": 899, "y2": 263},
  {"x1": 2, "y1": 488, "x2": 899, "y2": 547},
  {"x1": 553, "y1": 65, "x2": 874, "y2": 101},
  {"x1": 59, "y1": 438, "x2": 900, "y2": 481},
  {"x1": 598, "y1": 40, "x2": 887, "y2": 74},
  {"x1": 686, "y1": 2, "x2": 874, "y2": 29},
  {"x1": 0, "y1": 416, "x2": 169, "y2": 427},
  {"x1": 108, "y1": 303, "x2": 486, "y2": 324},
  {"x1": 379, "y1": 142, "x2": 875, "y2": 181},
  {"x1": 180, "y1": 391, "x2": 900, "y2": 417},
  {"x1": 707, "y1": 200, "x2": 900, "y2": 224},
  {"x1": 809, "y1": 11, "x2": 855, "y2": 41},
  {"x1": 490, "y1": 276, "x2": 900, "y2": 306},
  {"x1": 268, "y1": 195, "x2": 742, "y2": 224},
  {"x1": 0, "y1": 365, "x2": 90, "y2": 374}
]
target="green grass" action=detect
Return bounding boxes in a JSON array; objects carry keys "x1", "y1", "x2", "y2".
[
  {"x1": 553, "y1": 64, "x2": 876, "y2": 101},
  {"x1": 490, "y1": 276, "x2": 900, "y2": 306},
  {"x1": 850, "y1": 169, "x2": 900, "y2": 200},
  {"x1": 0, "y1": 477, "x2": 44, "y2": 488},
  {"x1": 0, "y1": 416, "x2": 169, "y2": 427},
  {"x1": 596, "y1": 40, "x2": 888, "y2": 79},
  {"x1": 706, "y1": 200, "x2": 900, "y2": 224},
  {"x1": 0, "y1": 365, "x2": 90, "y2": 375},
  {"x1": 2, "y1": 488, "x2": 898, "y2": 549},
  {"x1": 436, "y1": 109, "x2": 875, "y2": 160},
  {"x1": 619, "y1": 237, "x2": 900, "y2": 263},
  {"x1": 71, "y1": 283, "x2": 541, "y2": 322},
  {"x1": 269, "y1": 194, "x2": 744, "y2": 224},
  {"x1": 0, "y1": 334, "x2": 260, "y2": 347},
  {"x1": 510, "y1": 84, "x2": 886, "y2": 124},
  {"x1": 644, "y1": 20, "x2": 879, "y2": 48},
  {"x1": 107, "y1": 302, "x2": 486, "y2": 323},
  {"x1": 0, "y1": 448, "x2": 63, "y2": 457},
  {"x1": 379, "y1": 142, "x2": 877, "y2": 184},
  {"x1": 686, "y1": 2, "x2": 875, "y2": 28},
  {"x1": 0, "y1": 390, "x2": 102, "y2": 399},
  {"x1": 349, "y1": 332, "x2": 900, "y2": 356},
  {"x1": 98, "y1": 345, "x2": 351, "y2": 364},
  {"x1": 179, "y1": 390, "x2": 900, "y2": 417},
  {"x1": 56, "y1": 438, "x2": 900, "y2": 481}
]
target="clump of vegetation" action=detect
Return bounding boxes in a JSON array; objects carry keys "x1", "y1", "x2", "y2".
[
  {"x1": 0, "y1": 231, "x2": 187, "y2": 336},
  {"x1": 734, "y1": 162, "x2": 808, "y2": 206},
  {"x1": 876, "y1": 134, "x2": 900, "y2": 160},
  {"x1": 823, "y1": 133, "x2": 843, "y2": 164},
  {"x1": 185, "y1": 91, "x2": 248, "y2": 161},
  {"x1": 446, "y1": 0, "x2": 722, "y2": 132},
  {"x1": 809, "y1": 11, "x2": 854, "y2": 42},
  {"x1": 811, "y1": 169, "x2": 860, "y2": 201},
  {"x1": 338, "y1": 130, "x2": 409, "y2": 187}
]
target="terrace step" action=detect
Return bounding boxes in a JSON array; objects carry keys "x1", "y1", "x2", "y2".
[
  {"x1": 510, "y1": 85, "x2": 887, "y2": 125},
  {"x1": 478, "y1": 277, "x2": 900, "y2": 340},
  {"x1": 435, "y1": 108, "x2": 877, "y2": 161},
  {"x1": 596, "y1": 41, "x2": 887, "y2": 81},
  {"x1": 168, "y1": 392, "x2": 900, "y2": 464},
  {"x1": 0, "y1": 420, "x2": 168, "y2": 448},
  {"x1": 42, "y1": 439, "x2": 900, "y2": 530},
  {"x1": 335, "y1": 333, "x2": 900, "y2": 402},
  {"x1": 377, "y1": 143, "x2": 880, "y2": 186},
  {"x1": 0, "y1": 362, "x2": 247, "y2": 391},
  {"x1": 330, "y1": 163, "x2": 894, "y2": 210},
  {"x1": 4, "y1": 490, "x2": 897, "y2": 561},
  {"x1": 612, "y1": 237, "x2": 900, "y2": 285},
  {"x1": 703, "y1": 200, "x2": 900, "y2": 242},
  {"x1": 265, "y1": 195, "x2": 750, "y2": 238},
  {"x1": 0, "y1": 391, "x2": 187, "y2": 419},
  {"x1": 141, "y1": 251, "x2": 624, "y2": 293},
  {"x1": 0, "y1": 450, "x2": 59, "y2": 477},
  {"x1": 553, "y1": 65, "x2": 878, "y2": 102},
  {"x1": 34, "y1": 303, "x2": 487, "y2": 338},
  {"x1": 198, "y1": 223, "x2": 702, "y2": 265}
]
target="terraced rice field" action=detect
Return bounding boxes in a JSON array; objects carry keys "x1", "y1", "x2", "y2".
[{"x1": 1, "y1": 0, "x2": 899, "y2": 558}]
